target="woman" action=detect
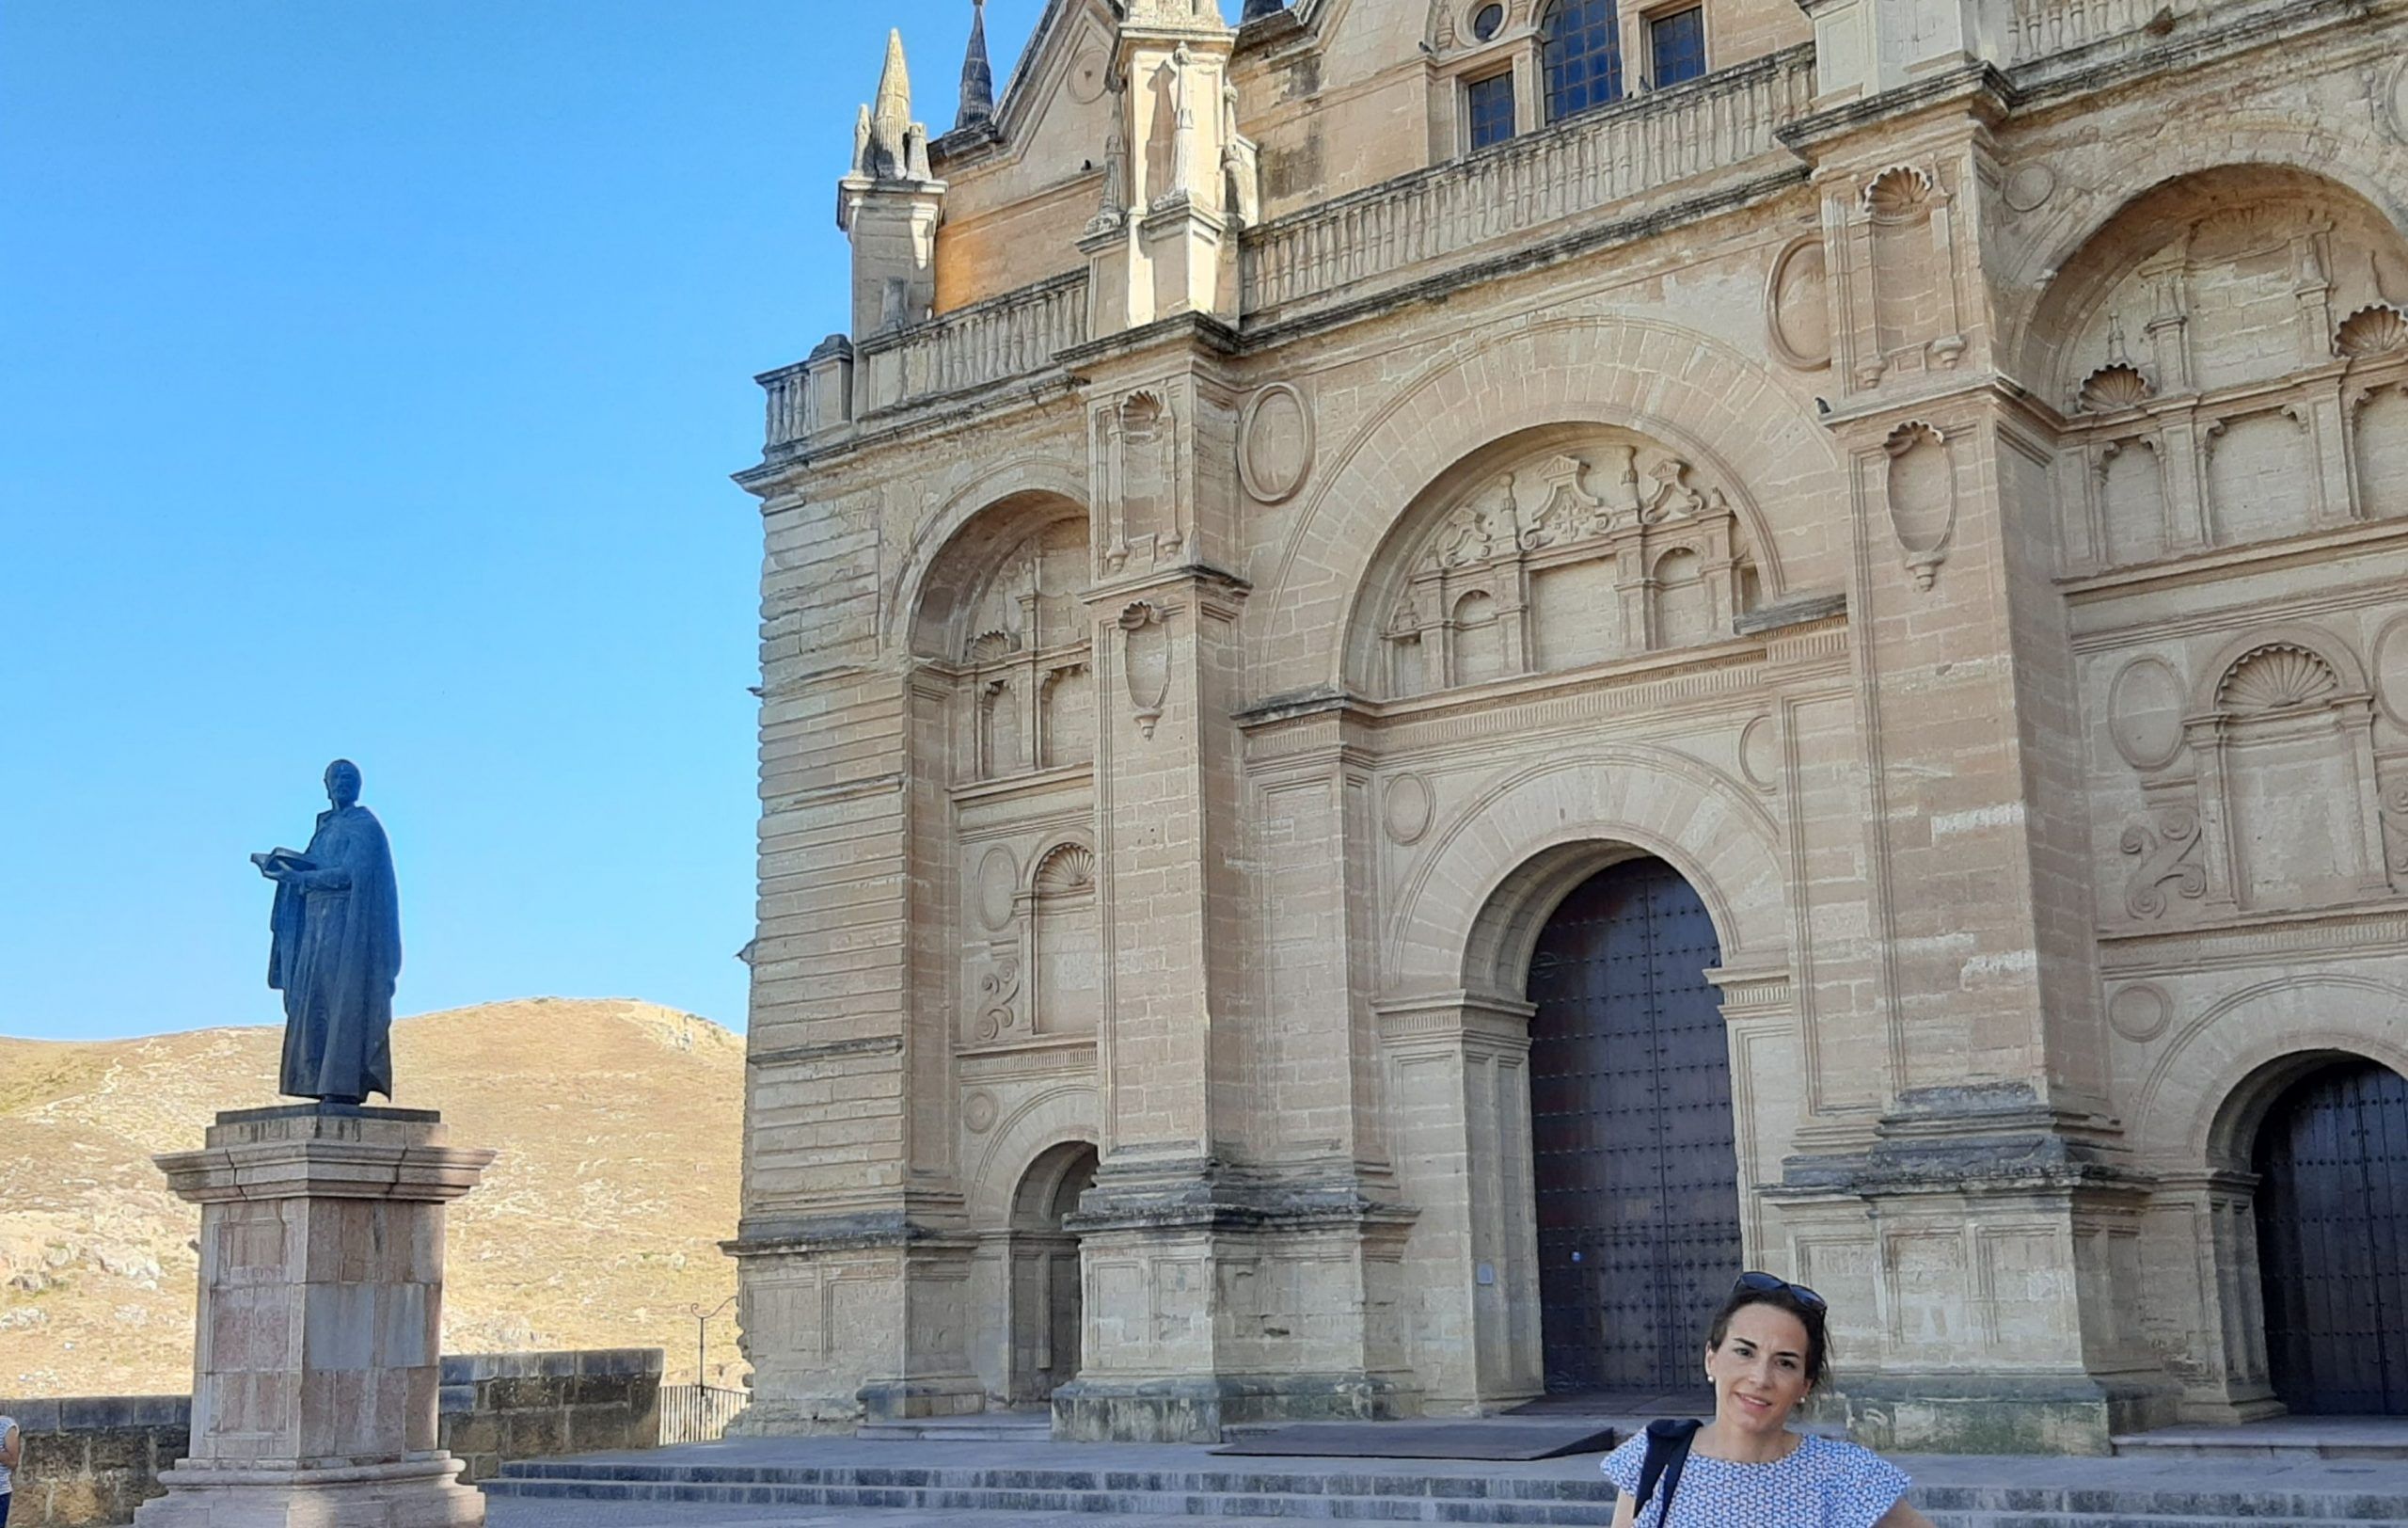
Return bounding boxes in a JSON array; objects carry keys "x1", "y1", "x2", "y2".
[{"x1": 1600, "y1": 1272, "x2": 1936, "y2": 1527}]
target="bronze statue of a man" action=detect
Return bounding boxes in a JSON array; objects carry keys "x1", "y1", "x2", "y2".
[{"x1": 253, "y1": 759, "x2": 402, "y2": 1104}]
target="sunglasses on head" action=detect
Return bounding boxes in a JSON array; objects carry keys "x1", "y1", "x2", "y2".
[{"x1": 1735, "y1": 1270, "x2": 1827, "y2": 1312}]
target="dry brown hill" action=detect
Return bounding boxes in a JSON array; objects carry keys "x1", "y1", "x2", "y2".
[{"x1": 0, "y1": 998, "x2": 745, "y2": 1398}]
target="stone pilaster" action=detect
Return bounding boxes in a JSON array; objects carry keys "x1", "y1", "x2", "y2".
[
  {"x1": 1768, "y1": 74, "x2": 2178, "y2": 1453},
  {"x1": 1048, "y1": 322, "x2": 1409, "y2": 1440},
  {"x1": 135, "y1": 1105, "x2": 493, "y2": 1528}
]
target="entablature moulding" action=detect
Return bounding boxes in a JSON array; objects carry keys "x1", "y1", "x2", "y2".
[
  {"x1": 1233, "y1": 602, "x2": 1849, "y2": 765},
  {"x1": 2061, "y1": 518, "x2": 2408, "y2": 625}
]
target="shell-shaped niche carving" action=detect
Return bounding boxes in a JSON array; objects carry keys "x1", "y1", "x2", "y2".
[
  {"x1": 1034, "y1": 841, "x2": 1097, "y2": 897},
  {"x1": 1861, "y1": 165, "x2": 1933, "y2": 222},
  {"x1": 967, "y1": 629, "x2": 1021, "y2": 663},
  {"x1": 2188, "y1": 204, "x2": 2291, "y2": 263},
  {"x1": 2336, "y1": 303, "x2": 2408, "y2": 358},
  {"x1": 1882, "y1": 421, "x2": 1955, "y2": 590},
  {"x1": 2217, "y1": 644, "x2": 2341, "y2": 713},
  {"x1": 2079, "y1": 362, "x2": 2156, "y2": 413}
]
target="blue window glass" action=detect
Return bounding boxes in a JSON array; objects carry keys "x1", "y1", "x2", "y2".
[
  {"x1": 1542, "y1": 0, "x2": 1624, "y2": 122},
  {"x1": 1650, "y1": 7, "x2": 1707, "y2": 88},
  {"x1": 1466, "y1": 72, "x2": 1516, "y2": 150}
]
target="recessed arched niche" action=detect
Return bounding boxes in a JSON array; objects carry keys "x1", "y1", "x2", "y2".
[
  {"x1": 1347, "y1": 426, "x2": 1773, "y2": 701},
  {"x1": 911, "y1": 497, "x2": 1097, "y2": 784},
  {"x1": 2025, "y1": 166, "x2": 2408, "y2": 570}
]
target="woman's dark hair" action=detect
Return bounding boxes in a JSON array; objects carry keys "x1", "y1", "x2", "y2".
[{"x1": 1706, "y1": 1284, "x2": 1833, "y2": 1389}]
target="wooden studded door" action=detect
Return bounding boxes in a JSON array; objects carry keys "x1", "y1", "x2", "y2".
[
  {"x1": 1525, "y1": 855, "x2": 1742, "y2": 1394},
  {"x1": 2254, "y1": 1058, "x2": 2408, "y2": 1415}
]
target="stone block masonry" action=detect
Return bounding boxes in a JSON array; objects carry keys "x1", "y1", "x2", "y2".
[{"x1": 436, "y1": 1348, "x2": 664, "y2": 1485}]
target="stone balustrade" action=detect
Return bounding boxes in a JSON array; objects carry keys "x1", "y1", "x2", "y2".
[
  {"x1": 2005, "y1": 0, "x2": 2169, "y2": 65},
  {"x1": 852, "y1": 270, "x2": 1090, "y2": 419},
  {"x1": 1239, "y1": 46, "x2": 1816, "y2": 319},
  {"x1": 761, "y1": 358, "x2": 812, "y2": 449}
]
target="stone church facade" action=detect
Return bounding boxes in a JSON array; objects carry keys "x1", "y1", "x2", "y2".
[{"x1": 730, "y1": 0, "x2": 2408, "y2": 1451}]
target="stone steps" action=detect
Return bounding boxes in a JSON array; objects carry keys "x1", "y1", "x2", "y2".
[
  {"x1": 2112, "y1": 1421, "x2": 2408, "y2": 1462},
  {"x1": 855, "y1": 1410, "x2": 1054, "y2": 1442},
  {"x1": 483, "y1": 1458, "x2": 2408, "y2": 1525}
]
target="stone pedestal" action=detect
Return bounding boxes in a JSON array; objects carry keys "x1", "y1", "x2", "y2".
[{"x1": 135, "y1": 1105, "x2": 496, "y2": 1528}]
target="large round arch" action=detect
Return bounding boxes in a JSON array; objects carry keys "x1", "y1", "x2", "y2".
[
  {"x1": 1246, "y1": 314, "x2": 1836, "y2": 703},
  {"x1": 2237, "y1": 1054, "x2": 2408, "y2": 1415},
  {"x1": 1374, "y1": 753, "x2": 1795, "y2": 1409},
  {"x1": 2128, "y1": 978, "x2": 2408, "y2": 1418},
  {"x1": 882, "y1": 455, "x2": 1090, "y2": 656},
  {"x1": 1385, "y1": 747, "x2": 1788, "y2": 996},
  {"x1": 1523, "y1": 852, "x2": 1741, "y2": 1394}
]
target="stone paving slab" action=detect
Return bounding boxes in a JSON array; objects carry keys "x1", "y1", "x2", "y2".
[
  {"x1": 488, "y1": 1431, "x2": 2408, "y2": 1492},
  {"x1": 484, "y1": 1505, "x2": 1284, "y2": 1528}
]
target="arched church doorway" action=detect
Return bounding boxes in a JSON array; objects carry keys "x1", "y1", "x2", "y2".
[
  {"x1": 2253, "y1": 1058, "x2": 2408, "y2": 1414},
  {"x1": 1007, "y1": 1140, "x2": 1097, "y2": 1405},
  {"x1": 1526, "y1": 854, "x2": 1740, "y2": 1394}
]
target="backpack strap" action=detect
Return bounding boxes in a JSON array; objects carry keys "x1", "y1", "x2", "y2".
[{"x1": 1631, "y1": 1418, "x2": 1704, "y2": 1524}]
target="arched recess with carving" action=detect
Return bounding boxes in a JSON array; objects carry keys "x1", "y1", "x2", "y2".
[
  {"x1": 1346, "y1": 424, "x2": 1766, "y2": 699},
  {"x1": 902, "y1": 486, "x2": 1101, "y2": 1086},
  {"x1": 886, "y1": 457, "x2": 1090, "y2": 654},
  {"x1": 2020, "y1": 165, "x2": 2408, "y2": 572},
  {"x1": 1252, "y1": 316, "x2": 1830, "y2": 703},
  {"x1": 910, "y1": 492, "x2": 1097, "y2": 783}
]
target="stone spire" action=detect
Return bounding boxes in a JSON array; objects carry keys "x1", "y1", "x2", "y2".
[
  {"x1": 838, "y1": 26, "x2": 945, "y2": 335},
  {"x1": 956, "y1": 0, "x2": 995, "y2": 131},
  {"x1": 862, "y1": 29, "x2": 914, "y2": 180}
]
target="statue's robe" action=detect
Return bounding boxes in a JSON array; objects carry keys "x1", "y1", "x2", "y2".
[{"x1": 268, "y1": 804, "x2": 401, "y2": 1102}]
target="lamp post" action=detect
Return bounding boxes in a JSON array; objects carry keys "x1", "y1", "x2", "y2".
[{"x1": 690, "y1": 1295, "x2": 737, "y2": 1387}]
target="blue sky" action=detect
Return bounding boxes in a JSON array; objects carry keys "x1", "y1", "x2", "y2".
[{"x1": 1, "y1": 1, "x2": 1061, "y2": 1042}]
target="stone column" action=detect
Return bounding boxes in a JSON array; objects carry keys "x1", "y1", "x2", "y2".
[{"x1": 135, "y1": 1105, "x2": 494, "y2": 1528}]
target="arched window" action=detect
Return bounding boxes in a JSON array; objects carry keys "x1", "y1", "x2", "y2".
[{"x1": 1541, "y1": 0, "x2": 1624, "y2": 122}]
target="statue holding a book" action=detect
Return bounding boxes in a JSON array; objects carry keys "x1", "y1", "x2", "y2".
[{"x1": 252, "y1": 758, "x2": 403, "y2": 1104}]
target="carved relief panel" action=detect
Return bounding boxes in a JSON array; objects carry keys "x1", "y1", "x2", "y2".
[
  {"x1": 958, "y1": 835, "x2": 1102, "y2": 1051},
  {"x1": 1378, "y1": 432, "x2": 1759, "y2": 699},
  {"x1": 2086, "y1": 622, "x2": 2406, "y2": 932}
]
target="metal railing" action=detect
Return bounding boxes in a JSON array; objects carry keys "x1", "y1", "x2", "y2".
[
  {"x1": 1238, "y1": 46, "x2": 1815, "y2": 317},
  {"x1": 658, "y1": 1383, "x2": 747, "y2": 1444}
]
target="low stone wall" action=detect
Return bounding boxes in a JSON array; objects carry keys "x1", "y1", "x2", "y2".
[
  {"x1": 438, "y1": 1347, "x2": 664, "y2": 1483},
  {"x1": 1, "y1": 1396, "x2": 189, "y2": 1528},
  {"x1": 4, "y1": 1347, "x2": 662, "y2": 1526}
]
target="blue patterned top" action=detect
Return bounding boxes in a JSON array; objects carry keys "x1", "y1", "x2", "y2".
[{"x1": 1600, "y1": 1430, "x2": 1910, "y2": 1528}]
